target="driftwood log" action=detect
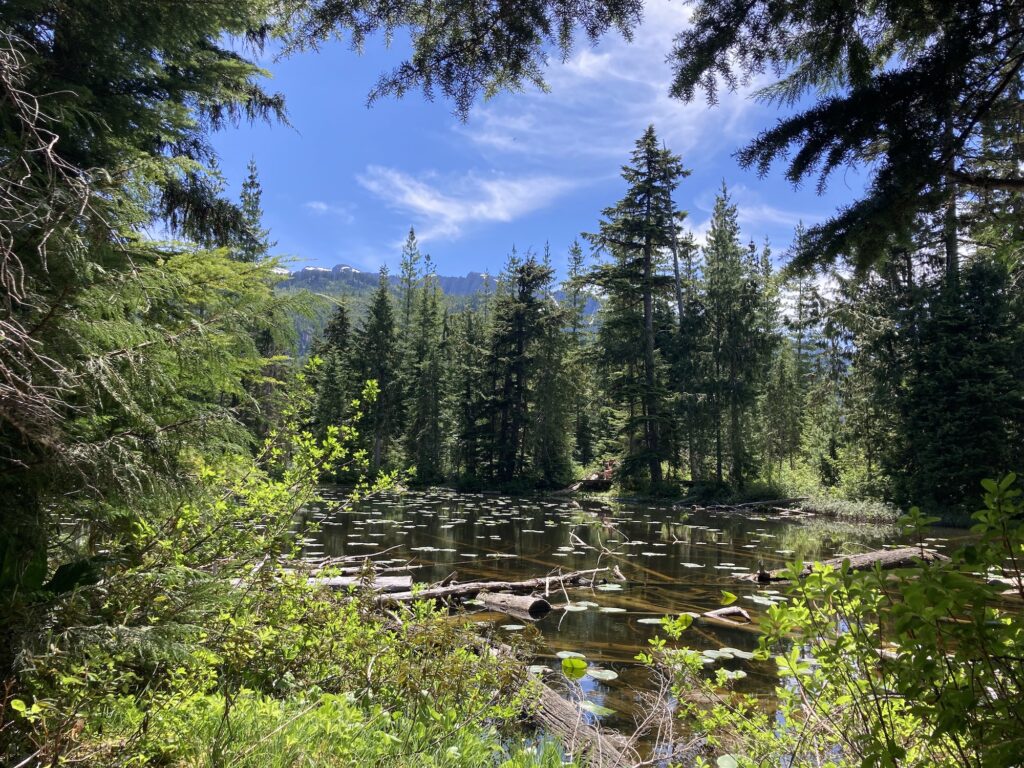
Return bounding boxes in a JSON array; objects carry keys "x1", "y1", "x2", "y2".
[
  {"x1": 739, "y1": 546, "x2": 949, "y2": 584},
  {"x1": 700, "y1": 605, "x2": 752, "y2": 627},
  {"x1": 307, "y1": 575, "x2": 413, "y2": 592},
  {"x1": 687, "y1": 497, "x2": 807, "y2": 512},
  {"x1": 530, "y1": 677, "x2": 639, "y2": 767},
  {"x1": 378, "y1": 568, "x2": 608, "y2": 604},
  {"x1": 477, "y1": 591, "x2": 552, "y2": 620}
]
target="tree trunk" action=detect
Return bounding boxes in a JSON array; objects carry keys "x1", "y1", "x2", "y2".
[{"x1": 642, "y1": 236, "x2": 662, "y2": 484}]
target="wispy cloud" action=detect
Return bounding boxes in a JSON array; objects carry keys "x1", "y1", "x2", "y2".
[
  {"x1": 687, "y1": 184, "x2": 824, "y2": 248},
  {"x1": 357, "y1": 165, "x2": 577, "y2": 241},
  {"x1": 455, "y1": 0, "x2": 772, "y2": 163},
  {"x1": 304, "y1": 200, "x2": 355, "y2": 223}
]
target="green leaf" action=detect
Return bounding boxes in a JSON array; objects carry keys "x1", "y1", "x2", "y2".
[
  {"x1": 720, "y1": 590, "x2": 738, "y2": 606},
  {"x1": 561, "y1": 657, "x2": 588, "y2": 680},
  {"x1": 717, "y1": 755, "x2": 740, "y2": 768},
  {"x1": 580, "y1": 700, "x2": 616, "y2": 716},
  {"x1": 10, "y1": 699, "x2": 26, "y2": 713}
]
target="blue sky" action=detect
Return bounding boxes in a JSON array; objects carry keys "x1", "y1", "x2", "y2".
[{"x1": 212, "y1": 0, "x2": 865, "y2": 277}]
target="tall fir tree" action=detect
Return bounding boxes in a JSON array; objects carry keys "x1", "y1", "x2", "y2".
[
  {"x1": 352, "y1": 269, "x2": 401, "y2": 473},
  {"x1": 236, "y1": 158, "x2": 275, "y2": 263},
  {"x1": 587, "y1": 125, "x2": 687, "y2": 486}
]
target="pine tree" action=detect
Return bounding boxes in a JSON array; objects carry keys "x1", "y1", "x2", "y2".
[
  {"x1": 564, "y1": 239, "x2": 596, "y2": 466},
  {"x1": 702, "y1": 184, "x2": 773, "y2": 488},
  {"x1": 443, "y1": 309, "x2": 490, "y2": 483},
  {"x1": 405, "y1": 268, "x2": 445, "y2": 483},
  {"x1": 587, "y1": 125, "x2": 687, "y2": 486},
  {"x1": 236, "y1": 158, "x2": 275, "y2": 262},
  {"x1": 352, "y1": 269, "x2": 401, "y2": 473}
]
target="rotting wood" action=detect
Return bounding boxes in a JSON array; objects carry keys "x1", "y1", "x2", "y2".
[
  {"x1": 477, "y1": 591, "x2": 551, "y2": 619},
  {"x1": 377, "y1": 568, "x2": 608, "y2": 604},
  {"x1": 701, "y1": 606, "x2": 751, "y2": 624},
  {"x1": 307, "y1": 575, "x2": 412, "y2": 592},
  {"x1": 530, "y1": 676, "x2": 639, "y2": 767},
  {"x1": 737, "y1": 546, "x2": 949, "y2": 583}
]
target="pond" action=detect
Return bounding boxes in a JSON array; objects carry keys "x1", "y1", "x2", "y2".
[{"x1": 302, "y1": 488, "x2": 963, "y2": 737}]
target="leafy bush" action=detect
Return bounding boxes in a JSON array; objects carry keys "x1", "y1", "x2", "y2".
[
  {"x1": 646, "y1": 475, "x2": 1024, "y2": 767},
  {"x1": 1, "y1": 377, "x2": 551, "y2": 767}
]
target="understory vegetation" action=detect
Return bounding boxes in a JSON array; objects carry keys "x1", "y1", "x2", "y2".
[{"x1": 645, "y1": 476, "x2": 1024, "y2": 768}]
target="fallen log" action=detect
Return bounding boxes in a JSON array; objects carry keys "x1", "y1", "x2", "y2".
[
  {"x1": 737, "y1": 546, "x2": 948, "y2": 583},
  {"x1": 693, "y1": 497, "x2": 807, "y2": 512},
  {"x1": 307, "y1": 575, "x2": 412, "y2": 592},
  {"x1": 378, "y1": 568, "x2": 608, "y2": 604},
  {"x1": 530, "y1": 677, "x2": 639, "y2": 768},
  {"x1": 701, "y1": 606, "x2": 751, "y2": 624},
  {"x1": 477, "y1": 591, "x2": 551, "y2": 620}
]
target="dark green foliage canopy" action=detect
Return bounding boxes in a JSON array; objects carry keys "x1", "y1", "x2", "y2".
[{"x1": 670, "y1": 0, "x2": 1024, "y2": 270}]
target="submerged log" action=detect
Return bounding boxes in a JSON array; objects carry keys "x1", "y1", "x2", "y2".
[
  {"x1": 531, "y1": 678, "x2": 639, "y2": 768},
  {"x1": 378, "y1": 568, "x2": 608, "y2": 604},
  {"x1": 477, "y1": 591, "x2": 552, "y2": 620},
  {"x1": 737, "y1": 546, "x2": 949, "y2": 584},
  {"x1": 701, "y1": 606, "x2": 751, "y2": 624},
  {"x1": 307, "y1": 575, "x2": 413, "y2": 592}
]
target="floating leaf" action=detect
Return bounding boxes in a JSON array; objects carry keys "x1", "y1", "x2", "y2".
[
  {"x1": 563, "y1": 603, "x2": 589, "y2": 612},
  {"x1": 587, "y1": 668, "x2": 619, "y2": 681},
  {"x1": 598, "y1": 606, "x2": 627, "y2": 614},
  {"x1": 637, "y1": 617, "x2": 665, "y2": 625},
  {"x1": 595, "y1": 583, "x2": 623, "y2": 591},
  {"x1": 561, "y1": 657, "x2": 588, "y2": 680},
  {"x1": 556, "y1": 651, "x2": 586, "y2": 660},
  {"x1": 580, "y1": 701, "x2": 616, "y2": 716},
  {"x1": 720, "y1": 590, "x2": 738, "y2": 606}
]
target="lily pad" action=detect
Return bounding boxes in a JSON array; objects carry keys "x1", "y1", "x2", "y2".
[
  {"x1": 598, "y1": 606, "x2": 627, "y2": 614},
  {"x1": 556, "y1": 650, "x2": 586, "y2": 660},
  {"x1": 580, "y1": 701, "x2": 616, "y2": 716},
  {"x1": 637, "y1": 617, "x2": 665, "y2": 625},
  {"x1": 563, "y1": 603, "x2": 589, "y2": 612},
  {"x1": 595, "y1": 583, "x2": 623, "y2": 591},
  {"x1": 587, "y1": 668, "x2": 619, "y2": 682},
  {"x1": 561, "y1": 657, "x2": 588, "y2": 680}
]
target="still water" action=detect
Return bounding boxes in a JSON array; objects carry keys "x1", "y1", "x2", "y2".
[{"x1": 301, "y1": 489, "x2": 958, "y2": 733}]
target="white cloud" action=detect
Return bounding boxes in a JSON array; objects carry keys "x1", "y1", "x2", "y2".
[
  {"x1": 687, "y1": 183, "x2": 825, "y2": 248},
  {"x1": 357, "y1": 165, "x2": 577, "y2": 241},
  {"x1": 304, "y1": 200, "x2": 355, "y2": 223},
  {"x1": 455, "y1": 0, "x2": 772, "y2": 163}
]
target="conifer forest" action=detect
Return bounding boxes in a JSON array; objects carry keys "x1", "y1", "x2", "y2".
[{"x1": 2, "y1": 1, "x2": 1024, "y2": 767}]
